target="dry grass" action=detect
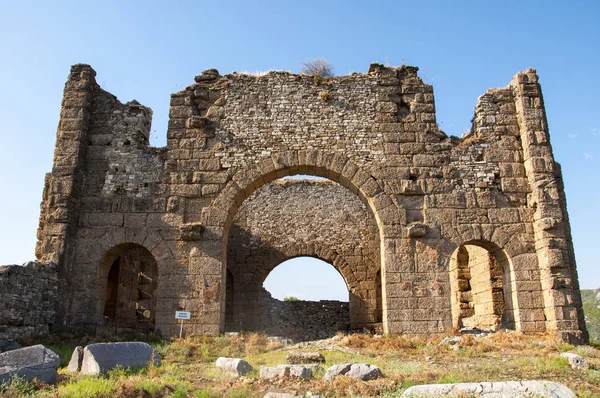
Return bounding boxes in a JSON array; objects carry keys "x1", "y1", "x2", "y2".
[{"x1": 4, "y1": 331, "x2": 600, "y2": 397}]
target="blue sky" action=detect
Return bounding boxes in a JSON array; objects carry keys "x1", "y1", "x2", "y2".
[{"x1": 0, "y1": 1, "x2": 599, "y2": 297}]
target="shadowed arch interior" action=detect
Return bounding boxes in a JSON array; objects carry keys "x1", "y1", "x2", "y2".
[
  {"x1": 97, "y1": 243, "x2": 158, "y2": 332},
  {"x1": 224, "y1": 175, "x2": 383, "y2": 336}
]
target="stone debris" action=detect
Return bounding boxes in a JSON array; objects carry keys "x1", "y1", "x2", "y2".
[
  {"x1": 268, "y1": 336, "x2": 294, "y2": 346},
  {"x1": 66, "y1": 346, "x2": 83, "y2": 372},
  {"x1": 260, "y1": 364, "x2": 314, "y2": 379},
  {"x1": 215, "y1": 357, "x2": 252, "y2": 376},
  {"x1": 0, "y1": 344, "x2": 60, "y2": 385},
  {"x1": 560, "y1": 352, "x2": 588, "y2": 370},
  {"x1": 439, "y1": 336, "x2": 462, "y2": 346},
  {"x1": 80, "y1": 342, "x2": 160, "y2": 375},
  {"x1": 323, "y1": 363, "x2": 382, "y2": 381},
  {"x1": 323, "y1": 363, "x2": 352, "y2": 381},
  {"x1": 401, "y1": 380, "x2": 576, "y2": 397},
  {"x1": 285, "y1": 351, "x2": 325, "y2": 364}
]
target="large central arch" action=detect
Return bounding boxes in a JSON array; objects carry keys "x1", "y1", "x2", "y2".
[
  {"x1": 202, "y1": 150, "x2": 392, "y2": 333},
  {"x1": 224, "y1": 174, "x2": 383, "y2": 335}
]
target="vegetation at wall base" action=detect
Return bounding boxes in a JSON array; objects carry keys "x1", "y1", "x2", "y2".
[{"x1": 1, "y1": 330, "x2": 600, "y2": 397}]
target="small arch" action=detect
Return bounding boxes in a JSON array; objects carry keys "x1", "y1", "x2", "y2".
[
  {"x1": 449, "y1": 240, "x2": 516, "y2": 331},
  {"x1": 97, "y1": 243, "x2": 158, "y2": 332}
]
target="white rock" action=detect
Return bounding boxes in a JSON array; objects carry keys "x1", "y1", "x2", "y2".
[
  {"x1": 260, "y1": 364, "x2": 313, "y2": 379},
  {"x1": 66, "y1": 346, "x2": 83, "y2": 373},
  {"x1": 401, "y1": 380, "x2": 576, "y2": 397},
  {"x1": 215, "y1": 357, "x2": 252, "y2": 375},
  {"x1": 323, "y1": 363, "x2": 382, "y2": 381},
  {"x1": 560, "y1": 352, "x2": 588, "y2": 370}
]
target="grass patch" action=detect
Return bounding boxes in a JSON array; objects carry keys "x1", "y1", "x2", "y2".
[
  {"x1": 5, "y1": 331, "x2": 600, "y2": 397},
  {"x1": 55, "y1": 376, "x2": 114, "y2": 398},
  {"x1": 48, "y1": 343, "x2": 78, "y2": 368}
]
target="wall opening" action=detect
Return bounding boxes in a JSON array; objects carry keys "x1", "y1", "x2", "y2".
[
  {"x1": 450, "y1": 242, "x2": 515, "y2": 331},
  {"x1": 100, "y1": 244, "x2": 158, "y2": 332},
  {"x1": 259, "y1": 257, "x2": 351, "y2": 341},
  {"x1": 224, "y1": 270, "x2": 234, "y2": 331},
  {"x1": 224, "y1": 172, "x2": 383, "y2": 336}
]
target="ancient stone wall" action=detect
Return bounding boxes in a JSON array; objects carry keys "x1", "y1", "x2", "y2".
[
  {"x1": 33, "y1": 63, "x2": 588, "y2": 343},
  {"x1": 256, "y1": 289, "x2": 350, "y2": 341},
  {"x1": 0, "y1": 262, "x2": 57, "y2": 349}
]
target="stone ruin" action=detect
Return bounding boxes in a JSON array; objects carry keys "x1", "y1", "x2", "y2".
[{"x1": 0, "y1": 62, "x2": 589, "y2": 344}]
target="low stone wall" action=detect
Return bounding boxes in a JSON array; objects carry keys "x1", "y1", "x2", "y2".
[
  {"x1": 0, "y1": 262, "x2": 58, "y2": 349},
  {"x1": 258, "y1": 289, "x2": 350, "y2": 341}
]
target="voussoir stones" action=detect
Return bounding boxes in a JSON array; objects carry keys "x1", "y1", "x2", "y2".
[
  {"x1": 285, "y1": 351, "x2": 325, "y2": 364},
  {"x1": 215, "y1": 357, "x2": 253, "y2": 376},
  {"x1": 323, "y1": 363, "x2": 382, "y2": 381},
  {"x1": 401, "y1": 381, "x2": 577, "y2": 397},
  {"x1": 80, "y1": 342, "x2": 160, "y2": 376},
  {"x1": 0, "y1": 344, "x2": 60, "y2": 385}
]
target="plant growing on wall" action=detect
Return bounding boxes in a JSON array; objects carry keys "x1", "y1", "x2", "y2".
[{"x1": 300, "y1": 58, "x2": 333, "y2": 78}]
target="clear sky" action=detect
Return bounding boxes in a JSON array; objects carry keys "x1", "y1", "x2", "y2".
[{"x1": 0, "y1": 1, "x2": 599, "y2": 297}]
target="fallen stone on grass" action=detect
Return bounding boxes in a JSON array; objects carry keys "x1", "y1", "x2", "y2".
[
  {"x1": 260, "y1": 364, "x2": 314, "y2": 379},
  {"x1": 560, "y1": 352, "x2": 588, "y2": 370},
  {"x1": 0, "y1": 344, "x2": 60, "y2": 384},
  {"x1": 401, "y1": 380, "x2": 576, "y2": 397},
  {"x1": 438, "y1": 336, "x2": 462, "y2": 346},
  {"x1": 323, "y1": 363, "x2": 382, "y2": 381},
  {"x1": 285, "y1": 351, "x2": 325, "y2": 364},
  {"x1": 66, "y1": 346, "x2": 83, "y2": 373},
  {"x1": 268, "y1": 336, "x2": 294, "y2": 346},
  {"x1": 323, "y1": 364, "x2": 351, "y2": 381},
  {"x1": 216, "y1": 357, "x2": 253, "y2": 376},
  {"x1": 80, "y1": 342, "x2": 161, "y2": 376}
]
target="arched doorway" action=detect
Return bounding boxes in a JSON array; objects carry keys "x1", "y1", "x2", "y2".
[
  {"x1": 224, "y1": 173, "x2": 383, "y2": 335},
  {"x1": 449, "y1": 241, "x2": 515, "y2": 331},
  {"x1": 255, "y1": 257, "x2": 350, "y2": 340},
  {"x1": 98, "y1": 243, "x2": 158, "y2": 332}
]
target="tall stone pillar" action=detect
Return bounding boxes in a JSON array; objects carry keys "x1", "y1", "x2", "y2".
[
  {"x1": 36, "y1": 64, "x2": 96, "y2": 328},
  {"x1": 511, "y1": 69, "x2": 587, "y2": 343}
]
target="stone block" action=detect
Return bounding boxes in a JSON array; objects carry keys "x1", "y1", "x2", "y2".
[
  {"x1": 401, "y1": 380, "x2": 576, "y2": 397},
  {"x1": 66, "y1": 346, "x2": 83, "y2": 373},
  {"x1": 0, "y1": 345, "x2": 60, "y2": 384},
  {"x1": 215, "y1": 357, "x2": 252, "y2": 375},
  {"x1": 179, "y1": 223, "x2": 204, "y2": 241},
  {"x1": 80, "y1": 342, "x2": 160, "y2": 375},
  {"x1": 323, "y1": 363, "x2": 382, "y2": 381},
  {"x1": 560, "y1": 352, "x2": 588, "y2": 370},
  {"x1": 260, "y1": 364, "x2": 313, "y2": 379}
]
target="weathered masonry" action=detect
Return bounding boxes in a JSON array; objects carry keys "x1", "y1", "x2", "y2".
[{"x1": 33, "y1": 63, "x2": 588, "y2": 343}]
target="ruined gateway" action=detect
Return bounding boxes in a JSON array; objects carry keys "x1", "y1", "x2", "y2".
[{"x1": 28, "y1": 63, "x2": 587, "y2": 343}]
